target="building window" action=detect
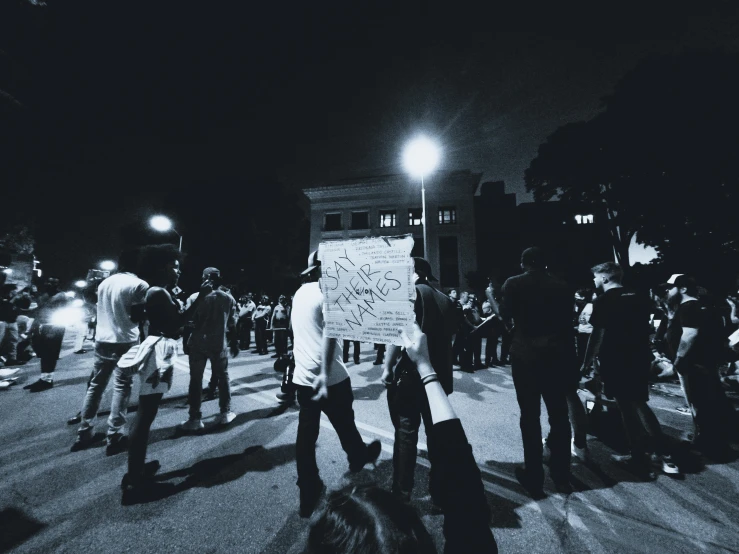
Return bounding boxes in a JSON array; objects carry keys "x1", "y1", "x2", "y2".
[
  {"x1": 575, "y1": 214, "x2": 594, "y2": 224},
  {"x1": 379, "y1": 210, "x2": 396, "y2": 228},
  {"x1": 438, "y1": 207, "x2": 457, "y2": 225},
  {"x1": 408, "y1": 208, "x2": 422, "y2": 226},
  {"x1": 351, "y1": 211, "x2": 370, "y2": 230},
  {"x1": 324, "y1": 213, "x2": 342, "y2": 231},
  {"x1": 439, "y1": 237, "x2": 459, "y2": 286}
]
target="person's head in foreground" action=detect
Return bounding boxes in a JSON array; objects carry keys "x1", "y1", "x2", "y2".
[{"x1": 303, "y1": 483, "x2": 437, "y2": 554}]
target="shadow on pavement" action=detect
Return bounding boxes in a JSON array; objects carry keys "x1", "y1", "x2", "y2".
[{"x1": 0, "y1": 507, "x2": 46, "y2": 553}]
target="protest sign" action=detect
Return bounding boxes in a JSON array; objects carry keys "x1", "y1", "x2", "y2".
[{"x1": 318, "y1": 235, "x2": 415, "y2": 346}]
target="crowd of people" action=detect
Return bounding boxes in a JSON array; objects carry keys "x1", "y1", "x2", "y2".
[{"x1": 2, "y1": 243, "x2": 738, "y2": 553}]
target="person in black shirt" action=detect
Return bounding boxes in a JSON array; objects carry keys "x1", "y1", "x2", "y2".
[
  {"x1": 582, "y1": 263, "x2": 679, "y2": 478},
  {"x1": 501, "y1": 247, "x2": 575, "y2": 498},
  {"x1": 662, "y1": 273, "x2": 735, "y2": 457}
]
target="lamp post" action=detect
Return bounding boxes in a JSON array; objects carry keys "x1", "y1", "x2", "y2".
[
  {"x1": 150, "y1": 215, "x2": 182, "y2": 251},
  {"x1": 402, "y1": 136, "x2": 441, "y2": 259},
  {"x1": 99, "y1": 260, "x2": 116, "y2": 271}
]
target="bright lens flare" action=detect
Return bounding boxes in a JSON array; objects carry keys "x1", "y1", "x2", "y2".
[
  {"x1": 402, "y1": 137, "x2": 441, "y2": 178},
  {"x1": 150, "y1": 215, "x2": 173, "y2": 232},
  {"x1": 51, "y1": 307, "x2": 83, "y2": 327},
  {"x1": 100, "y1": 260, "x2": 116, "y2": 271},
  {"x1": 74, "y1": 280, "x2": 87, "y2": 288}
]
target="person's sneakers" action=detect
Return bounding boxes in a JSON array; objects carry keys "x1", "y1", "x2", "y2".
[
  {"x1": 178, "y1": 418, "x2": 204, "y2": 432},
  {"x1": 373, "y1": 359, "x2": 383, "y2": 366},
  {"x1": 24, "y1": 379, "x2": 53, "y2": 392},
  {"x1": 571, "y1": 438, "x2": 589, "y2": 462},
  {"x1": 299, "y1": 481, "x2": 326, "y2": 518},
  {"x1": 275, "y1": 390, "x2": 295, "y2": 406},
  {"x1": 610, "y1": 453, "x2": 657, "y2": 481},
  {"x1": 106, "y1": 433, "x2": 128, "y2": 456},
  {"x1": 121, "y1": 475, "x2": 174, "y2": 506},
  {"x1": 70, "y1": 429, "x2": 95, "y2": 452},
  {"x1": 658, "y1": 455, "x2": 680, "y2": 475},
  {"x1": 67, "y1": 412, "x2": 82, "y2": 425},
  {"x1": 73, "y1": 349, "x2": 87, "y2": 354},
  {"x1": 350, "y1": 440, "x2": 382, "y2": 472},
  {"x1": 514, "y1": 467, "x2": 545, "y2": 500},
  {"x1": 216, "y1": 411, "x2": 236, "y2": 426},
  {"x1": 675, "y1": 405, "x2": 693, "y2": 416}
]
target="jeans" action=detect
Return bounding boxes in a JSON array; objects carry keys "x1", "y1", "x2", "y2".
[
  {"x1": 107, "y1": 364, "x2": 137, "y2": 437},
  {"x1": 35, "y1": 325, "x2": 65, "y2": 373},
  {"x1": 295, "y1": 378, "x2": 367, "y2": 488},
  {"x1": 79, "y1": 342, "x2": 136, "y2": 434},
  {"x1": 511, "y1": 349, "x2": 572, "y2": 483},
  {"x1": 386, "y1": 381, "x2": 438, "y2": 502},
  {"x1": 342, "y1": 340, "x2": 360, "y2": 363},
  {"x1": 188, "y1": 349, "x2": 231, "y2": 419},
  {"x1": 273, "y1": 327, "x2": 289, "y2": 356},
  {"x1": 0, "y1": 321, "x2": 20, "y2": 360},
  {"x1": 255, "y1": 320, "x2": 268, "y2": 353}
]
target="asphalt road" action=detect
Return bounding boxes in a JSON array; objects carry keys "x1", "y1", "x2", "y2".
[{"x1": 1, "y1": 332, "x2": 738, "y2": 554}]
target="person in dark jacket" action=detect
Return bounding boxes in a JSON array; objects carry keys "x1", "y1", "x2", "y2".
[
  {"x1": 501, "y1": 247, "x2": 575, "y2": 498},
  {"x1": 381, "y1": 257, "x2": 459, "y2": 506}
]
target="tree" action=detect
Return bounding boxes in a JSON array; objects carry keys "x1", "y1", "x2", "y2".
[{"x1": 525, "y1": 51, "x2": 739, "y2": 275}]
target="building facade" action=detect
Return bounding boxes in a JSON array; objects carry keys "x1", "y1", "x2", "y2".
[{"x1": 303, "y1": 171, "x2": 482, "y2": 290}]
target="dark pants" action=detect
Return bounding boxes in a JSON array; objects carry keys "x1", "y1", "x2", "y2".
[
  {"x1": 374, "y1": 343, "x2": 385, "y2": 364},
  {"x1": 128, "y1": 393, "x2": 162, "y2": 482},
  {"x1": 386, "y1": 381, "x2": 439, "y2": 502},
  {"x1": 273, "y1": 327, "x2": 289, "y2": 356},
  {"x1": 485, "y1": 329, "x2": 498, "y2": 364},
  {"x1": 452, "y1": 331, "x2": 467, "y2": 364},
  {"x1": 237, "y1": 317, "x2": 252, "y2": 349},
  {"x1": 500, "y1": 328, "x2": 511, "y2": 362},
  {"x1": 343, "y1": 340, "x2": 360, "y2": 363},
  {"x1": 511, "y1": 350, "x2": 572, "y2": 484},
  {"x1": 35, "y1": 325, "x2": 66, "y2": 373},
  {"x1": 614, "y1": 397, "x2": 667, "y2": 459},
  {"x1": 468, "y1": 335, "x2": 482, "y2": 367},
  {"x1": 254, "y1": 320, "x2": 268, "y2": 353},
  {"x1": 295, "y1": 379, "x2": 368, "y2": 489},
  {"x1": 679, "y1": 363, "x2": 735, "y2": 446}
]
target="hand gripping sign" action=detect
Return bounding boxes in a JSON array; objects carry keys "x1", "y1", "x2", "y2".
[{"x1": 318, "y1": 235, "x2": 415, "y2": 347}]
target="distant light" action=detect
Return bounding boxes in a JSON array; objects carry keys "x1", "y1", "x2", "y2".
[
  {"x1": 72, "y1": 298, "x2": 84, "y2": 307},
  {"x1": 51, "y1": 307, "x2": 83, "y2": 327},
  {"x1": 403, "y1": 136, "x2": 441, "y2": 179},
  {"x1": 74, "y1": 280, "x2": 87, "y2": 288},
  {"x1": 2, "y1": 268, "x2": 11, "y2": 275},
  {"x1": 150, "y1": 215, "x2": 173, "y2": 232},
  {"x1": 65, "y1": 291, "x2": 76, "y2": 298},
  {"x1": 99, "y1": 260, "x2": 116, "y2": 271}
]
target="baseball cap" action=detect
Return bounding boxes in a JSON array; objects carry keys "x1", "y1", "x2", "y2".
[
  {"x1": 659, "y1": 273, "x2": 697, "y2": 289},
  {"x1": 301, "y1": 251, "x2": 321, "y2": 276},
  {"x1": 413, "y1": 257, "x2": 438, "y2": 281},
  {"x1": 202, "y1": 267, "x2": 221, "y2": 278}
]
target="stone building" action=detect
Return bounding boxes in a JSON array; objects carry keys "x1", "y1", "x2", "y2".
[{"x1": 302, "y1": 170, "x2": 482, "y2": 290}]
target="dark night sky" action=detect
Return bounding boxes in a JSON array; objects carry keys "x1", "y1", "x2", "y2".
[{"x1": 3, "y1": 1, "x2": 739, "y2": 286}]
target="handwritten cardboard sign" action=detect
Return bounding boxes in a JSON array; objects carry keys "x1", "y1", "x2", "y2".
[{"x1": 318, "y1": 235, "x2": 415, "y2": 346}]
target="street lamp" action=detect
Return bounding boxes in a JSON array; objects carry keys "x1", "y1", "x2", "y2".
[
  {"x1": 74, "y1": 280, "x2": 87, "y2": 288},
  {"x1": 150, "y1": 215, "x2": 182, "y2": 251},
  {"x1": 402, "y1": 136, "x2": 441, "y2": 259},
  {"x1": 99, "y1": 260, "x2": 116, "y2": 271}
]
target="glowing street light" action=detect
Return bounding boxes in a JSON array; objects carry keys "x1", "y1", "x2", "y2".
[
  {"x1": 100, "y1": 260, "x2": 116, "y2": 271},
  {"x1": 402, "y1": 136, "x2": 441, "y2": 258},
  {"x1": 150, "y1": 215, "x2": 182, "y2": 251},
  {"x1": 74, "y1": 280, "x2": 87, "y2": 288}
]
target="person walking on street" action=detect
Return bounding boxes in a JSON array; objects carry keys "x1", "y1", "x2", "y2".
[
  {"x1": 238, "y1": 293, "x2": 256, "y2": 350},
  {"x1": 252, "y1": 295, "x2": 271, "y2": 355},
  {"x1": 179, "y1": 267, "x2": 239, "y2": 432},
  {"x1": 292, "y1": 251, "x2": 381, "y2": 518},
  {"x1": 24, "y1": 278, "x2": 70, "y2": 392},
  {"x1": 381, "y1": 257, "x2": 458, "y2": 506},
  {"x1": 271, "y1": 295, "x2": 290, "y2": 359},
  {"x1": 71, "y1": 249, "x2": 149, "y2": 453},
  {"x1": 501, "y1": 247, "x2": 575, "y2": 498}
]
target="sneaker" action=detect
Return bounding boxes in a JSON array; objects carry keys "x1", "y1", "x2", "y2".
[
  {"x1": 106, "y1": 433, "x2": 128, "y2": 456},
  {"x1": 514, "y1": 467, "x2": 545, "y2": 500},
  {"x1": 675, "y1": 405, "x2": 692, "y2": 416},
  {"x1": 659, "y1": 455, "x2": 680, "y2": 475},
  {"x1": 350, "y1": 440, "x2": 382, "y2": 472},
  {"x1": 24, "y1": 379, "x2": 53, "y2": 392},
  {"x1": 73, "y1": 349, "x2": 87, "y2": 354},
  {"x1": 70, "y1": 429, "x2": 94, "y2": 452},
  {"x1": 67, "y1": 412, "x2": 82, "y2": 425},
  {"x1": 299, "y1": 481, "x2": 326, "y2": 518},
  {"x1": 216, "y1": 411, "x2": 236, "y2": 426},
  {"x1": 121, "y1": 476, "x2": 175, "y2": 506},
  {"x1": 178, "y1": 418, "x2": 204, "y2": 432},
  {"x1": 571, "y1": 439, "x2": 589, "y2": 462},
  {"x1": 610, "y1": 453, "x2": 657, "y2": 481}
]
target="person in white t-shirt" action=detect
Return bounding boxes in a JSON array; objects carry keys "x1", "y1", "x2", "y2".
[
  {"x1": 292, "y1": 251, "x2": 381, "y2": 518},
  {"x1": 72, "y1": 249, "x2": 149, "y2": 454}
]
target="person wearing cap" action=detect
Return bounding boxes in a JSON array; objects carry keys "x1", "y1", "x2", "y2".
[
  {"x1": 500, "y1": 247, "x2": 575, "y2": 498},
  {"x1": 662, "y1": 273, "x2": 735, "y2": 457},
  {"x1": 381, "y1": 256, "x2": 459, "y2": 506},
  {"x1": 237, "y1": 293, "x2": 256, "y2": 350},
  {"x1": 24, "y1": 277, "x2": 71, "y2": 392},
  {"x1": 292, "y1": 251, "x2": 381, "y2": 518},
  {"x1": 581, "y1": 262, "x2": 679, "y2": 478},
  {"x1": 179, "y1": 267, "x2": 239, "y2": 432}
]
